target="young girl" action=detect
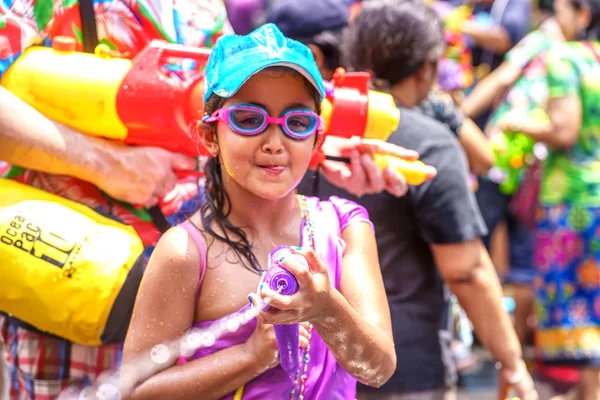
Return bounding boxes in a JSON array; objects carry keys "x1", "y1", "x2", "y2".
[{"x1": 120, "y1": 23, "x2": 396, "y2": 400}]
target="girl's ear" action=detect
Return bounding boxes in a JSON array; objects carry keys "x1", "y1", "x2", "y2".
[{"x1": 198, "y1": 123, "x2": 220, "y2": 157}]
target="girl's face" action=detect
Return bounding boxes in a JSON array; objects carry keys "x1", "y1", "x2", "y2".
[
  {"x1": 210, "y1": 69, "x2": 318, "y2": 201},
  {"x1": 555, "y1": 0, "x2": 591, "y2": 40}
]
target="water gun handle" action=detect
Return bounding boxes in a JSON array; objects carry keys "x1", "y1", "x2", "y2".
[
  {"x1": 373, "y1": 154, "x2": 436, "y2": 185},
  {"x1": 258, "y1": 246, "x2": 305, "y2": 380},
  {"x1": 274, "y1": 324, "x2": 300, "y2": 379}
]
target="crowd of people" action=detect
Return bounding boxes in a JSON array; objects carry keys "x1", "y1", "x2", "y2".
[{"x1": 1, "y1": 0, "x2": 600, "y2": 399}]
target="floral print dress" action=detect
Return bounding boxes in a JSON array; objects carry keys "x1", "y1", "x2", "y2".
[{"x1": 534, "y1": 41, "x2": 600, "y2": 365}]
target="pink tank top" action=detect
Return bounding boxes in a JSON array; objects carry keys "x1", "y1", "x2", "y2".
[{"x1": 179, "y1": 196, "x2": 373, "y2": 400}]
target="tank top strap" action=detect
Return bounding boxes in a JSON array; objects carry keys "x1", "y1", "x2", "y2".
[{"x1": 180, "y1": 220, "x2": 208, "y2": 304}]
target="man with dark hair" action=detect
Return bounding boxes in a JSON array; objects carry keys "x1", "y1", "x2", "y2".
[
  {"x1": 265, "y1": 0, "x2": 348, "y2": 79},
  {"x1": 299, "y1": 0, "x2": 538, "y2": 399}
]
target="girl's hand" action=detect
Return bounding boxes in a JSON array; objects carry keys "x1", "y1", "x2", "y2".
[
  {"x1": 243, "y1": 315, "x2": 279, "y2": 372},
  {"x1": 243, "y1": 313, "x2": 312, "y2": 372},
  {"x1": 257, "y1": 247, "x2": 334, "y2": 325}
]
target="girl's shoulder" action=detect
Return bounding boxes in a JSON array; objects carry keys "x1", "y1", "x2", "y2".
[{"x1": 305, "y1": 195, "x2": 374, "y2": 234}]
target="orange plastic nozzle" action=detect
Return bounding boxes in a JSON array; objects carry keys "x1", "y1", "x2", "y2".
[{"x1": 52, "y1": 36, "x2": 76, "y2": 52}]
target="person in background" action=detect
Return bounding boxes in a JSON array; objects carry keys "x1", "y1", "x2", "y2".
[
  {"x1": 461, "y1": 0, "x2": 531, "y2": 129},
  {"x1": 298, "y1": 0, "x2": 538, "y2": 398},
  {"x1": 460, "y1": 0, "x2": 592, "y2": 364},
  {"x1": 418, "y1": 89, "x2": 495, "y2": 177},
  {"x1": 495, "y1": 0, "x2": 600, "y2": 396},
  {"x1": 264, "y1": 0, "x2": 347, "y2": 80},
  {"x1": 266, "y1": 0, "x2": 494, "y2": 177}
]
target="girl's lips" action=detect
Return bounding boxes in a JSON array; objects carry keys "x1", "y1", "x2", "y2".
[{"x1": 259, "y1": 165, "x2": 286, "y2": 175}]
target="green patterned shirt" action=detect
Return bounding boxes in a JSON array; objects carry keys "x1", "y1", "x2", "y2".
[{"x1": 541, "y1": 41, "x2": 600, "y2": 206}]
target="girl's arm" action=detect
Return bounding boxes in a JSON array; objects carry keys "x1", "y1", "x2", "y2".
[
  {"x1": 299, "y1": 223, "x2": 396, "y2": 387},
  {"x1": 314, "y1": 222, "x2": 395, "y2": 387},
  {"x1": 256, "y1": 223, "x2": 395, "y2": 387},
  {"x1": 498, "y1": 95, "x2": 581, "y2": 150},
  {"x1": 120, "y1": 227, "x2": 265, "y2": 400}
]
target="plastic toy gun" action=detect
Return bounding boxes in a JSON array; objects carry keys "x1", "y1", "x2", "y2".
[
  {"x1": 487, "y1": 108, "x2": 547, "y2": 194},
  {"x1": 258, "y1": 246, "x2": 305, "y2": 380},
  {"x1": 313, "y1": 68, "x2": 435, "y2": 185},
  {"x1": 2, "y1": 39, "x2": 433, "y2": 184},
  {"x1": 1, "y1": 36, "x2": 211, "y2": 157}
]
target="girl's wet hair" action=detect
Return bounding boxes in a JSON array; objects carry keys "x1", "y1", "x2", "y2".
[
  {"x1": 197, "y1": 67, "x2": 321, "y2": 274},
  {"x1": 571, "y1": 0, "x2": 600, "y2": 39},
  {"x1": 343, "y1": 0, "x2": 444, "y2": 88}
]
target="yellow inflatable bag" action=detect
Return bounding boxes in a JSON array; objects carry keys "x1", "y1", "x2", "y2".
[{"x1": 0, "y1": 179, "x2": 145, "y2": 345}]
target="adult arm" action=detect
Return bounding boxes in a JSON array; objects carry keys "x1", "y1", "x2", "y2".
[
  {"x1": 497, "y1": 45, "x2": 582, "y2": 150},
  {"x1": 461, "y1": 62, "x2": 522, "y2": 118},
  {"x1": 463, "y1": 0, "x2": 530, "y2": 55},
  {"x1": 458, "y1": 118, "x2": 495, "y2": 175},
  {"x1": 462, "y1": 29, "x2": 556, "y2": 119},
  {"x1": 0, "y1": 87, "x2": 194, "y2": 206},
  {"x1": 498, "y1": 95, "x2": 580, "y2": 149},
  {"x1": 462, "y1": 22, "x2": 514, "y2": 54},
  {"x1": 431, "y1": 240, "x2": 522, "y2": 372},
  {"x1": 121, "y1": 227, "x2": 264, "y2": 400}
]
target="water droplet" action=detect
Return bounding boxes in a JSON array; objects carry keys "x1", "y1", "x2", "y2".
[{"x1": 150, "y1": 344, "x2": 170, "y2": 364}]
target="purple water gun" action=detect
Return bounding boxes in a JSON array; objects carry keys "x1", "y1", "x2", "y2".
[{"x1": 259, "y1": 246, "x2": 306, "y2": 379}]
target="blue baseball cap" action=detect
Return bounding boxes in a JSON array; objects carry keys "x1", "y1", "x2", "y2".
[{"x1": 203, "y1": 23, "x2": 325, "y2": 104}]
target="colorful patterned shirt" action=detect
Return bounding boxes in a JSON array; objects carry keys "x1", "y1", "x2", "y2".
[
  {"x1": 540, "y1": 41, "x2": 600, "y2": 206},
  {"x1": 0, "y1": 0, "x2": 231, "y2": 65},
  {"x1": 488, "y1": 29, "x2": 554, "y2": 132},
  {"x1": 485, "y1": 27, "x2": 555, "y2": 194}
]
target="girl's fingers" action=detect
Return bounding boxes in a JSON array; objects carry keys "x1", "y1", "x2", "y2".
[
  {"x1": 299, "y1": 334, "x2": 309, "y2": 349},
  {"x1": 289, "y1": 247, "x2": 327, "y2": 274},
  {"x1": 279, "y1": 255, "x2": 312, "y2": 288},
  {"x1": 299, "y1": 322, "x2": 311, "y2": 349}
]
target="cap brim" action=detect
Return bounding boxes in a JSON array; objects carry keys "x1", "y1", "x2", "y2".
[{"x1": 221, "y1": 59, "x2": 325, "y2": 100}]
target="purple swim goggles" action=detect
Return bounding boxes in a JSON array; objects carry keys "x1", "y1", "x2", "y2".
[{"x1": 202, "y1": 103, "x2": 323, "y2": 140}]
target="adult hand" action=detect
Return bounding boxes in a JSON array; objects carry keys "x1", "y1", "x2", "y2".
[
  {"x1": 319, "y1": 136, "x2": 422, "y2": 198},
  {"x1": 497, "y1": 359, "x2": 539, "y2": 400},
  {"x1": 92, "y1": 141, "x2": 196, "y2": 207}
]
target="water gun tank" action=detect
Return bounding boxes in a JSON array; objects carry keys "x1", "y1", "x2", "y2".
[
  {"x1": 1, "y1": 37, "x2": 211, "y2": 156},
  {"x1": 1, "y1": 36, "x2": 132, "y2": 139},
  {"x1": 321, "y1": 68, "x2": 400, "y2": 141}
]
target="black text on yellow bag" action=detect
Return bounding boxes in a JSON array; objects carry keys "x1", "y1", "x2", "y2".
[{"x1": 0, "y1": 178, "x2": 145, "y2": 345}]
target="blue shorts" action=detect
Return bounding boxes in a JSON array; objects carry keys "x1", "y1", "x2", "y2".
[{"x1": 475, "y1": 178, "x2": 535, "y2": 285}]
